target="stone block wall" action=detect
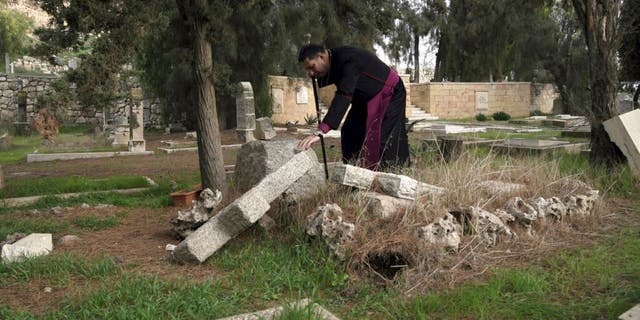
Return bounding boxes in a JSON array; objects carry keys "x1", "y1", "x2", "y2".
[
  {"x1": 268, "y1": 76, "x2": 317, "y2": 125},
  {"x1": 0, "y1": 73, "x2": 165, "y2": 128},
  {"x1": 0, "y1": 74, "x2": 57, "y2": 125},
  {"x1": 531, "y1": 83, "x2": 560, "y2": 114},
  {"x1": 410, "y1": 82, "x2": 532, "y2": 119}
]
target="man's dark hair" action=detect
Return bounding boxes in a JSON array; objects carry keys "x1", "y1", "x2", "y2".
[{"x1": 297, "y1": 44, "x2": 325, "y2": 62}]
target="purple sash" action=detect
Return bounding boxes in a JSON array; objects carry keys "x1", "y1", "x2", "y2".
[{"x1": 363, "y1": 70, "x2": 399, "y2": 170}]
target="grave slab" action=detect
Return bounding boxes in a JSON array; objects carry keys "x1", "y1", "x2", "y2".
[
  {"x1": 1, "y1": 233, "x2": 52, "y2": 263},
  {"x1": 603, "y1": 109, "x2": 640, "y2": 176},
  {"x1": 330, "y1": 164, "x2": 376, "y2": 189},
  {"x1": 375, "y1": 172, "x2": 444, "y2": 200}
]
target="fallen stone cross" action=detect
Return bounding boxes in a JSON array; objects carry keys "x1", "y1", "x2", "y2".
[{"x1": 172, "y1": 149, "x2": 320, "y2": 263}]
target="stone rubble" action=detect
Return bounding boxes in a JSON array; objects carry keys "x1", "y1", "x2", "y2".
[
  {"x1": 170, "y1": 188, "x2": 223, "y2": 239},
  {"x1": 466, "y1": 206, "x2": 516, "y2": 246},
  {"x1": 362, "y1": 192, "x2": 413, "y2": 219},
  {"x1": 417, "y1": 212, "x2": 462, "y2": 251},
  {"x1": 505, "y1": 197, "x2": 538, "y2": 228},
  {"x1": 305, "y1": 204, "x2": 355, "y2": 260}
]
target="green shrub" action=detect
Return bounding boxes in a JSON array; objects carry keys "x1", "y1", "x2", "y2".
[
  {"x1": 492, "y1": 111, "x2": 511, "y2": 121},
  {"x1": 475, "y1": 113, "x2": 488, "y2": 121}
]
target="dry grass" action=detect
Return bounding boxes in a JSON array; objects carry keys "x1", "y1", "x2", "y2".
[{"x1": 284, "y1": 147, "x2": 622, "y2": 295}]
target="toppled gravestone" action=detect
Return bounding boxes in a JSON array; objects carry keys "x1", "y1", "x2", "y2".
[
  {"x1": 305, "y1": 203, "x2": 355, "y2": 260},
  {"x1": 465, "y1": 207, "x2": 515, "y2": 247},
  {"x1": 1, "y1": 233, "x2": 53, "y2": 263},
  {"x1": 173, "y1": 149, "x2": 320, "y2": 263},
  {"x1": 375, "y1": 172, "x2": 445, "y2": 200},
  {"x1": 234, "y1": 139, "x2": 324, "y2": 205},
  {"x1": 170, "y1": 188, "x2": 223, "y2": 239},
  {"x1": 330, "y1": 164, "x2": 445, "y2": 201},
  {"x1": 603, "y1": 109, "x2": 640, "y2": 176},
  {"x1": 416, "y1": 212, "x2": 462, "y2": 251}
]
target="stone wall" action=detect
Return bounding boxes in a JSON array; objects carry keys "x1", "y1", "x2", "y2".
[
  {"x1": 0, "y1": 73, "x2": 165, "y2": 128},
  {"x1": 531, "y1": 83, "x2": 560, "y2": 114},
  {"x1": 0, "y1": 74, "x2": 57, "y2": 125},
  {"x1": 410, "y1": 82, "x2": 532, "y2": 119},
  {"x1": 268, "y1": 76, "x2": 318, "y2": 125}
]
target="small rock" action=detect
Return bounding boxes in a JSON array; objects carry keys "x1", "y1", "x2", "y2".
[
  {"x1": 417, "y1": 212, "x2": 462, "y2": 251},
  {"x1": 49, "y1": 207, "x2": 64, "y2": 215},
  {"x1": 505, "y1": 197, "x2": 538, "y2": 227},
  {"x1": 143, "y1": 176, "x2": 157, "y2": 187},
  {"x1": 114, "y1": 256, "x2": 125, "y2": 264},
  {"x1": 58, "y1": 235, "x2": 80, "y2": 246},
  {"x1": 258, "y1": 215, "x2": 276, "y2": 232},
  {"x1": 43, "y1": 287, "x2": 52, "y2": 293},
  {"x1": 165, "y1": 244, "x2": 177, "y2": 251},
  {"x1": 79, "y1": 203, "x2": 91, "y2": 209},
  {"x1": 305, "y1": 204, "x2": 355, "y2": 260}
]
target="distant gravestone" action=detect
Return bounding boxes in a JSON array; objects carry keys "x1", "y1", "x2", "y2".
[
  {"x1": 0, "y1": 133, "x2": 10, "y2": 151},
  {"x1": 236, "y1": 82, "x2": 256, "y2": 143},
  {"x1": 255, "y1": 117, "x2": 276, "y2": 140}
]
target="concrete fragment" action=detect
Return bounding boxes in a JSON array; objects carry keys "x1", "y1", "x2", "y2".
[
  {"x1": 173, "y1": 150, "x2": 318, "y2": 263},
  {"x1": 216, "y1": 298, "x2": 341, "y2": 320},
  {"x1": 200, "y1": 188, "x2": 223, "y2": 209},
  {"x1": 564, "y1": 190, "x2": 599, "y2": 216},
  {"x1": 417, "y1": 213, "x2": 462, "y2": 251},
  {"x1": 375, "y1": 172, "x2": 445, "y2": 200},
  {"x1": 255, "y1": 117, "x2": 276, "y2": 140},
  {"x1": 362, "y1": 192, "x2": 413, "y2": 218},
  {"x1": 305, "y1": 204, "x2": 355, "y2": 260},
  {"x1": 532, "y1": 197, "x2": 566, "y2": 220},
  {"x1": 603, "y1": 109, "x2": 640, "y2": 176},
  {"x1": 505, "y1": 197, "x2": 538, "y2": 227},
  {"x1": 467, "y1": 207, "x2": 515, "y2": 246},
  {"x1": 330, "y1": 164, "x2": 376, "y2": 189},
  {"x1": 1, "y1": 233, "x2": 53, "y2": 263}
]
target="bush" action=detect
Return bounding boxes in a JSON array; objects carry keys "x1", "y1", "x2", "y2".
[
  {"x1": 475, "y1": 113, "x2": 488, "y2": 121},
  {"x1": 492, "y1": 111, "x2": 511, "y2": 121}
]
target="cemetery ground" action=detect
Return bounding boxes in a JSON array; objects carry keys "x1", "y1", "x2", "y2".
[{"x1": 0, "y1": 123, "x2": 639, "y2": 319}]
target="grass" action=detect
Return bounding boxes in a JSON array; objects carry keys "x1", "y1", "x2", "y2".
[
  {"x1": 0, "y1": 131, "x2": 638, "y2": 319},
  {"x1": 0, "y1": 175, "x2": 151, "y2": 198}
]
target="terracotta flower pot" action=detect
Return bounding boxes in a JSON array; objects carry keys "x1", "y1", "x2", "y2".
[{"x1": 170, "y1": 184, "x2": 203, "y2": 207}]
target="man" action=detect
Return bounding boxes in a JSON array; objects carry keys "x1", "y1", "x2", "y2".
[{"x1": 297, "y1": 44, "x2": 410, "y2": 170}]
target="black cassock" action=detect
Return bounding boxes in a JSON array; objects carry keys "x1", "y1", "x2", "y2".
[{"x1": 316, "y1": 46, "x2": 410, "y2": 170}]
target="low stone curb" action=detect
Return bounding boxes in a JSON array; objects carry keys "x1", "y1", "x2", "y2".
[
  {"x1": 0, "y1": 187, "x2": 151, "y2": 207},
  {"x1": 26, "y1": 151, "x2": 154, "y2": 163}
]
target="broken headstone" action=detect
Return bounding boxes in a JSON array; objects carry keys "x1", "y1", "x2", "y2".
[
  {"x1": 255, "y1": 117, "x2": 276, "y2": 140},
  {"x1": 173, "y1": 150, "x2": 319, "y2": 263},
  {"x1": 375, "y1": 172, "x2": 444, "y2": 200},
  {"x1": 362, "y1": 192, "x2": 413, "y2": 218}
]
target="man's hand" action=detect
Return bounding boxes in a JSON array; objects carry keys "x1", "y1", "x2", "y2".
[{"x1": 297, "y1": 134, "x2": 321, "y2": 150}]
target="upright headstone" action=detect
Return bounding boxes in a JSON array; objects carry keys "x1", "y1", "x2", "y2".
[
  {"x1": 128, "y1": 87, "x2": 146, "y2": 152},
  {"x1": 236, "y1": 82, "x2": 256, "y2": 143},
  {"x1": 255, "y1": 117, "x2": 276, "y2": 140}
]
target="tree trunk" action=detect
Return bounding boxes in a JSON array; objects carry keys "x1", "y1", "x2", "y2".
[
  {"x1": 413, "y1": 28, "x2": 420, "y2": 83},
  {"x1": 571, "y1": 0, "x2": 625, "y2": 168},
  {"x1": 634, "y1": 85, "x2": 640, "y2": 109},
  {"x1": 433, "y1": 31, "x2": 445, "y2": 82},
  {"x1": 178, "y1": 0, "x2": 227, "y2": 195}
]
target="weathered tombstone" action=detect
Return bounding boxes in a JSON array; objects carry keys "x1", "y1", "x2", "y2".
[
  {"x1": 236, "y1": 82, "x2": 256, "y2": 143},
  {"x1": 128, "y1": 88, "x2": 146, "y2": 152},
  {"x1": 234, "y1": 139, "x2": 324, "y2": 204},
  {"x1": 255, "y1": 117, "x2": 276, "y2": 140}
]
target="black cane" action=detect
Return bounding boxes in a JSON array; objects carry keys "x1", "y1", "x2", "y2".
[{"x1": 311, "y1": 77, "x2": 329, "y2": 180}]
